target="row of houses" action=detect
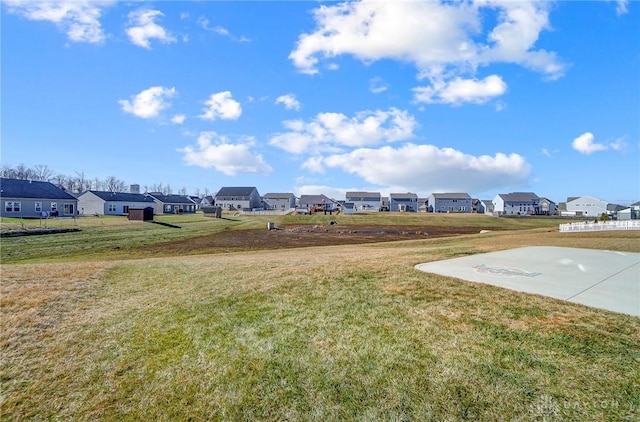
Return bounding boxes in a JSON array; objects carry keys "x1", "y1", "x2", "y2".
[{"x1": 1, "y1": 178, "x2": 638, "y2": 220}]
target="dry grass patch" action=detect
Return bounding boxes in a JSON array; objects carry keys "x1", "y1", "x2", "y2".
[{"x1": 1, "y1": 229, "x2": 639, "y2": 420}]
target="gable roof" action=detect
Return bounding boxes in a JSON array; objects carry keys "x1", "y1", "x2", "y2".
[
  {"x1": 390, "y1": 192, "x2": 418, "y2": 199},
  {"x1": 263, "y1": 192, "x2": 295, "y2": 199},
  {"x1": 147, "y1": 193, "x2": 195, "y2": 204},
  {"x1": 345, "y1": 191, "x2": 381, "y2": 199},
  {"x1": 215, "y1": 187, "x2": 258, "y2": 197},
  {"x1": 298, "y1": 194, "x2": 334, "y2": 204},
  {"x1": 83, "y1": 190, "x2": 155, "y2": 203},
  {"x1": 498, "y1": 192, "x2": 539, "y2": 202},
  {"x1": 0, "y1": 178, "x2": 77, "y2": 200},
  {"x1": 431, "y1": 192, "x2": 471, "y2": 199}
]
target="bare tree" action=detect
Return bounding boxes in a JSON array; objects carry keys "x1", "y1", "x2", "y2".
[
  {"x1": 178, "y1": 187, "x2": 187, "y2": 196},
  {"x1": 104, "y1": 176, "x2": 126, "y2": 192},
  {"x1": 74, "y1": 170, "x2": 91, "y2": 192},
  {"x1": 32, "y1": 164, "x2": 54, "y2": 181}
]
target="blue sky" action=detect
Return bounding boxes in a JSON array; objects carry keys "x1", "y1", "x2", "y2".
[{"x1": 2, "y1": 0, "x2": 638, "y2": 204}]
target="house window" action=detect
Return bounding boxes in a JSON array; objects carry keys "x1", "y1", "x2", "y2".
[
  {"x1": 165, "y1": 205, "x2": 172, "y2": 212},
  {"x1": 51, "y1": 202, "x2": 57, "y2": 212},
  {"x1": 108, "y1": 204, "x2": 117, "y2": 212},
  {"x1": 123, "y1": 206, "x2": 130, "y2": 214},
  {"x1": 12, "y1": 202, "x2": 21, "y2": 212},
  {"x1": 5, "y1": 202, "x2": 13, "y2": 212},
  {"x1": 35, "y1": 202, "x2": 42, "y2": 212},
  {"x1": 63, "y1": 203, "x2": 74, "y2": 215}
]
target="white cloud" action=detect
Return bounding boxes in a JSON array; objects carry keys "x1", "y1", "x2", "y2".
[
  {"x1": 413, "y1": 75, "x2": 507, "y2": 105},
  {"x1": 369, "y1": 77, "x2": 389, "y2": 94},
  {"x1": 179, "y1": 132, "x2": 272, "y2": 176},
  {"x1": 572, "y1": 132, "x2": 610, "y2": 154},
  {"x1": 199, "y1": 91, "x2": 242, "y2": 121},
  {"x1": 4, "y1": 0, "x2": 113, "y2": 43},
  {"x1": 119, "y1": 86, "x2": 176, "y2": 119},
  {"x1": 171, "y1": 114, "x2": 186, "y2": 124},
  {"x1": 269, "y1": 108, "x2": 417, "y2": 154},
  {"x1": 275, "y1": 94, "x2": 301, "y2": 111},
  {"x1": 289, "y1": 0, "x2": 564, "y2": 104},
  {"x1": 302, "y1": 144, "x2": 531, "y2": 193},
  {"x1": 616, "y1": 0, "x2": 629, "y2": 16},
  {"x1": 126, "y1": 9, "x2": 176, "y2": 49}
]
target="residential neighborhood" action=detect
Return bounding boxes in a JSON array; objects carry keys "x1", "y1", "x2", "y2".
[{"x1": 2, "y1": 177, "x2": 638, "y2": 220}]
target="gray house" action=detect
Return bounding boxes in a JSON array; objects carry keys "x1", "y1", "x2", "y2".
[
  {"x1": 214, "y1": 187, "x2": 262, "y2": 211},
  {"x1": 77, "y1": 191, "x2": 156, "y2": 216},
  {"x1": 492, "y1": 192, "x2": 540, "y2": 215},
  {"x1": 0, "y1": 177, "x2": 78, "y2": 218},
  {"x1": 539, "y1": 197, "x2": 557, "y2": 215},
  {"x1": 427, "y1": 193, "x2": 472, "y2": 213},
  {"x1": 389, "y1": 193, "x2": 418, "y2": 212},
  {"x1": 297, "y1": 194, "x2": 338, "y2": 213},
  {"x1": 263, "y1": 193, "x2": 296, "y2": 211},
  {"x1": 147, "y1": 193, "x2": 196, "y2": 214},
  {"x1": 345, "y1": 191, "x2": 382, "y2": 212}
]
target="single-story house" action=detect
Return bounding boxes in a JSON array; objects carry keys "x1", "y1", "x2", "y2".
[
  {"x1": 77, "y1": 190, "x2": 156, "y2": 216},
  {"x1": 0, "y1": 177, "x2": 78, "y2": 218},
  {"x1": 389, "y1": 193, "x2": 418, "y2": 212},
  {"x1": 427, "y1": 193, "x2": 472, "y2": 213},
  {"x1": 147, "y1": 193, "x2": 197, "y2": 214},
  {"x1": 263, "y1": 193, "x2": 296, "y2": 211},
  {"x1": 617, "y1": 203, "x2": 640, "y2": 220},
  {"x1": 214, "y1": 187, "x2": 262, "y2": 211},
  {"x1": 345, "y1": 191, "x2": 382, "y2": 212},
  {"x1": 492, "y1": 192, "x2": 540, "y2": 215}
]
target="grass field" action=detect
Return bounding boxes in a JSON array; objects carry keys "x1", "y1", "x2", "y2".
[{"x1": 1, "y1": 213, "x2": 639, "y2": 420}]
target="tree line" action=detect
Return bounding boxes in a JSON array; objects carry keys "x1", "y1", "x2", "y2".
[{"x1": 0, "y1": 164, "x2": 210, "y2": 197}]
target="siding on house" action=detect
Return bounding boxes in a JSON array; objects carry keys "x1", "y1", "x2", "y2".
[
  {"x1": 77, "y1": 191, "x2": 156, "y2": 216},
  {"x1": 427, "y1": 193, "x2": 472, "y2": 213},
  {"x1": 492, "y1": 192, "x2": 540, "y2": 215},
  {"x1": 263, "y1": 193, "x2": 296, "y2": 210},
  {"x1": 345, "y1": 191, "x2": 382, "y2": 212},
  {"x1": 0, "y1": 178, "x2": 78, "y2": 218},
  {"x1": 215, "y1": 187, "x2": 262, "y2": 210},
  {"x1": 389, "y1": 193, "x2": 418, "y2": 212},
  {"x1": 147, "y1": 193, "x2": 197, "y2": 214},
  {"x1": 298, "y1": 194, "x2": 338, "y2": 212},
  {"x1": 565, "y1": 196, "x2": 608, "y2": 217}
]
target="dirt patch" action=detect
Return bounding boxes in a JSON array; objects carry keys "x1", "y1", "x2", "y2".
[{"x1": 143, "y1": 224, "x2": 494, "y2": 256}]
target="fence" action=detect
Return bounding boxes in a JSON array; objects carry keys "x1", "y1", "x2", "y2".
[
  {"x1": 239, "y1": 208, "x2": 296, "y2": 216},
  {"x1": 559, "y1": 220, "x2": 640, "y2": 232}
]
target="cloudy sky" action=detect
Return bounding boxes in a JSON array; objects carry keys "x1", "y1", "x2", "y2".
[{"x1": 2, "y1": 0, "x2": 638, "y2": 203}]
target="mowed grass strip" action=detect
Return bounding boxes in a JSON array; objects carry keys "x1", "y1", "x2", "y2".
[{"x1": 2, "y1": 230, "x2": 639, "y2": 421}]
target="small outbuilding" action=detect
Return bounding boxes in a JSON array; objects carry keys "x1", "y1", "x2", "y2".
[{"x1": 128, "y1": 207, "x2": 154, "y2": 221}]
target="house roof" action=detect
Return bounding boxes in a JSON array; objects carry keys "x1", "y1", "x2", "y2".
[
  {"x1": 0, "y1": 178, "x2": 77, "y2": 200},
  {"x1": 431, "y1": 192, "x2": 472, "y2": 199},
  {"x1": 147, "y1": 194, "x2": 195, "y2": 204},
  {"x1": 263, "y1": 193, "x2": 294, "y2": 199},
  {"x1": 566, "y1": 195, "x2": 605, "y2": 205},
  {"x1": 215, "y1": 187, "x2": 258, "y2": 197},
  {"x1": 498, "y1": 192, "x2": 539, "y2": 202},
  {"x1": 390, "y1": 192, "x2": 418, "y2": 199},
  {"x1": 84, "y1": 190, "x2": 155, "y2": 203},
  {"x1": 299, "y1": 194, "x2": 334, "y2": 204},
  {"x1": 345, "y1": 191, "x2": 381, "y2": 199},
  {"x1": 538, "y1": 197, "x2": 556, "y2": 204}
]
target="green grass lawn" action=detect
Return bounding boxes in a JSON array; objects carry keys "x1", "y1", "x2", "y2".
[{"x1": 1, "y1": 214, "x2": 638, "y2": 421}]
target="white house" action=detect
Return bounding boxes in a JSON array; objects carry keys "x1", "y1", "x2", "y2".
[
  {"x1": 565, "y1": 196, "x2": 608, "y2": 218},
  {"x1": 77, "y1": 191, "x2": 156, "y2": 216},
  {"x1": 214, "y1": 187, "x2": 262, "y2": 211}
]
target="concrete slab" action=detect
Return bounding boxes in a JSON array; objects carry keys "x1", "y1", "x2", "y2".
[{"x1": 414, "y1": 246, "x2": 640, "y2": 316}]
